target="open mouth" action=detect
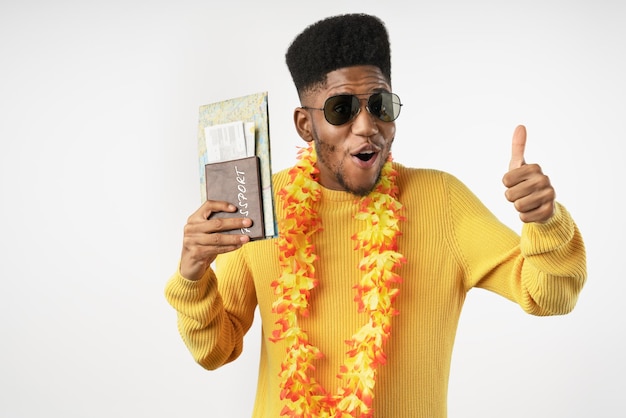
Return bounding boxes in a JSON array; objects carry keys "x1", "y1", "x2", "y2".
[{"x1": 355, "y1": 151, "x2": 375, "y2": 162}]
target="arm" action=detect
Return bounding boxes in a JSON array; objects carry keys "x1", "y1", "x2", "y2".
[
  {"x1": 447, "y1": 175, "x2": 586, "y2": 315},
  {"x1": 448, "y1": 125, "x2": 586, "y2": 314},
  {"x1": 164, "y1": 200, "x2": 256, "y2": 369},
  {"x1": 165, "y1": 262, "x2": 257, "y2": 369},
  {"x1": 503, "y1": 125, "x2": 587, "y2": 314},
  {"x1": 513, "y1": 203, "x2": 587, "y2": 315}
]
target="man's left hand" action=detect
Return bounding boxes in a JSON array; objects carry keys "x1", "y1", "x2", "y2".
[{"x1": 502, "y1": 125, "x2": 556, "y2": 223}]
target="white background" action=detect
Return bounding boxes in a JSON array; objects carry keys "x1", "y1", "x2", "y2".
[{"x1": 1, "y1": 1, "x2": 623, "y2": 417}]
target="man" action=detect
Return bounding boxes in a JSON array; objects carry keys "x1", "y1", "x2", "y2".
[{"x1": 165, "y1": 13, "x2": 586, "y2": 418}]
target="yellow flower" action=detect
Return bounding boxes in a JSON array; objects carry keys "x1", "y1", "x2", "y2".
[{"x1": 270, "y1": 145, "x2": 405, "y2": 417}]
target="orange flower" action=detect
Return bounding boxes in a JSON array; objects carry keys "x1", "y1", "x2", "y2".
[{"x1": 270, "y1": 145, "x2": 405, "y2": 417}]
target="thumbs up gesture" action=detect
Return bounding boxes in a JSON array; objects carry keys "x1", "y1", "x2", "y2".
[{"x1": 502, "y1": 125, "x2": 556, "y2": 223}]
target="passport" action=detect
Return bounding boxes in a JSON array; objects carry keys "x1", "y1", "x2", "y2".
[{"x1": 205, "y1": 156, "x2": 265, "y2": 240}]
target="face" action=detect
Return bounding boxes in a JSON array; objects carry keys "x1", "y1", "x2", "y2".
[{"x1": 295, "y1": 65, "x2": 396, "y2": 196}]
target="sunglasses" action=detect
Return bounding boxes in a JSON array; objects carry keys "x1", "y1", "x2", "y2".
[{"x1": 302, "y1": 92, "x2": 402, "y2": 126}]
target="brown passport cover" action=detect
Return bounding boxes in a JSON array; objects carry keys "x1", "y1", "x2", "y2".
[{"x1": 205, "y1": 156, "x2": 265, "y2": 240}]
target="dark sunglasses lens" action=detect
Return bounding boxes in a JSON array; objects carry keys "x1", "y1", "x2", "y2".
[
  {"x1": 322, "y1": 93, "x2": 402, "y2": 125},
  {"x1": 368, "y1": 93, "x2": 401, "y2": 122},
  {"x1": 323, "y1": 95, "x2": 359, "y2": 125}
]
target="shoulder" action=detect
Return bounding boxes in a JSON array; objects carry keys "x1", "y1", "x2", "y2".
[
  {"x1": 392, "y1": 162, "x2": 479, "y2": 206},
  {"x1": 392, "y1": 162, "x2": 464, "y2": 189}
]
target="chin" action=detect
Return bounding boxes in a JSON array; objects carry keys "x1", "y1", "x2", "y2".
[
  {"x1": 349, "y1": 187, "x2": 374, "y2": 197},
  {"x1": 343, "y1": 176, "x2": 381, "y2": 197}
]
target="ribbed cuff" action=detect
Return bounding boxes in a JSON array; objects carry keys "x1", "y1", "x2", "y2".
[{"x1": 521, "y1": 202, "x2": 575, "y2": 256}]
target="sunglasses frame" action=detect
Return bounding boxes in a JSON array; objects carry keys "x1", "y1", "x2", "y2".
[{"x1": 302, "y1": 92, "x2": 402, "y2": 126}]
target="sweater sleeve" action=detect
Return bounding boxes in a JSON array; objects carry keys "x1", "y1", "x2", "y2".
[
  {"x1": 164, "y1": 252, "x2": 257, "y2": 370},
  {"x1": 513, "y1": 203, "x2": 587, "y2": 315},
  {"x1": 445, "y1": 172, "x2": 587, "y2": 316}
]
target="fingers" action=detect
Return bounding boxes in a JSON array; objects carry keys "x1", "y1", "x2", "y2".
[
  {"x1": 180, "y1": 200, "x2": 252, "y2": 280},
  {"x1": 513, "y1": 200, "x2": 555, "y2": 224},
  {"x1": 188, "y1": 199, "x2": 238, "y2": 223},
  {"x1": 504, "y1": 125, "x2": 555, "y2": 223},
  {"x1": 187, "y1": 200, "x2": 253, "y2": 236},
  {"x1": 509, "y1": 124, "x2": 527, "y2": 171},
  {"x1": 504, "y1": 163, "x2": 555, "y2": 223},
  {"x1": 182, "y1": 222, "x2": 250, "y2": 263}
]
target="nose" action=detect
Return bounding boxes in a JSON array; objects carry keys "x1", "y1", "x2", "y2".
[{"x1": 351, "y1": 99, "x2": 379, "y2": 136}]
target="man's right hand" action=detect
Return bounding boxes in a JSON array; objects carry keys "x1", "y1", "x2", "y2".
[{"x1": 179, "y1": 200, "x2": 252, "y2": 281}]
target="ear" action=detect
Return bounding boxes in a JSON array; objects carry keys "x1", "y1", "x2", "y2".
[{"x1": 294, "y1": 107, "x2": 314, "y2": 143}]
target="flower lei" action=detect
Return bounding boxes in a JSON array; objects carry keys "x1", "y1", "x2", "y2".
[{"x1": 270, "y1": 144, "x2": 406, "y2": 417}]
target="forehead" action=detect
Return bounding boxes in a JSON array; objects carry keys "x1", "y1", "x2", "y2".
[{"x1": 305, "y1": 65, "x2": 391, "y2": 102}]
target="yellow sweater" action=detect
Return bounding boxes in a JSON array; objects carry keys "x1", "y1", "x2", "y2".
[{"x1": 165, "y1": 164, "x2": 586, "y2": 417}]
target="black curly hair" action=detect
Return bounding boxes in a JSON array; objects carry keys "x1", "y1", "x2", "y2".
[{"x1": 285, "y1": 13, "x2": 391, "y2": 96}]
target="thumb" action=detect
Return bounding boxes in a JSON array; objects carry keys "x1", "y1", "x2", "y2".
[{"x1": 509, "y1": 124, "x2": 527, "y2": 171}]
